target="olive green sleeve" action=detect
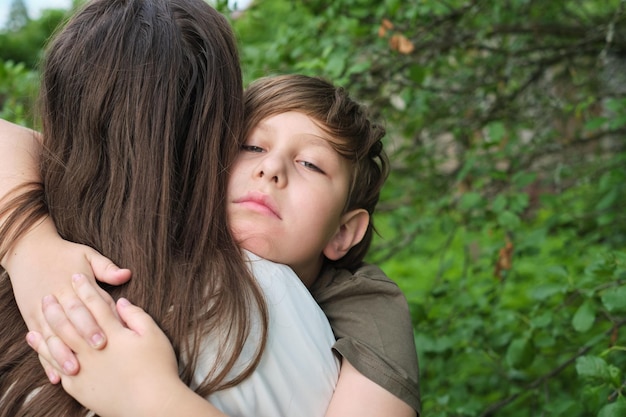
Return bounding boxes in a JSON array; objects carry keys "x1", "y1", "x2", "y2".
[{"x1": 310, "y1": 264, "x2": 421, "y2": 414}]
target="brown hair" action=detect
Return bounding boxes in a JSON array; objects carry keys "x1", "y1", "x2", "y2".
[
  {"x1": 243, "y1": 74, "x2": 389, "y2": 270},
  {"x1": 0, "y1": 0, "x2": 267, "y2": 415}
]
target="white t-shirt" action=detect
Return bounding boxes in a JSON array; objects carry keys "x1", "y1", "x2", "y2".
[{"x1": 193, "y1": 252, "x2": 340, "y2": 417}]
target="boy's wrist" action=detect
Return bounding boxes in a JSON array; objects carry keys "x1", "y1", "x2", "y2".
[
  {"x1": 145, "y1": 380, "x2": 227, "y2": 417},
  {"x1": 2, "y1": 216, "x2": 58, "y2": 270}
]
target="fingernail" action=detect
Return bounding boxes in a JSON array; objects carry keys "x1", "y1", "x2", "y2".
[
  {"x1": 63, "y1": 360, "x2": 77, "y2": 374},
  {"x1": 48, "y1": 369, "x2": 60, "y2": 384},
  {"x1": 25, "y1": 332, "x2": 36, "y2": 347},
  {"x1": 72, "y1": 273, "x2": 85, "y2": 283},
  {"x1": 42, "y1": 295, "x2": 55, "y2": 306},
  {"x1": 91, "y1": 333, "x2": 105, "y2": 348},
  {"x1": 117, "y1": 297, "x2": 130, "y2": 307}
]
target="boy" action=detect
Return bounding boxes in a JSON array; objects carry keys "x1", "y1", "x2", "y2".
[{"x1": 232, "y1": 75, "x2": 421, "y2": 414}]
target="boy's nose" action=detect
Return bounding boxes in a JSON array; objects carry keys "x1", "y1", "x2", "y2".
[
  {"x1": 256, "y1": 157, "x2": 287, "y2": 186},
  {"x1": 259, "y1": 169, "x2": 279, "y2": 183}
]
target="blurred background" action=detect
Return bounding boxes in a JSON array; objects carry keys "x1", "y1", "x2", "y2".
[{"x1": 1, "y1": 0, "x2": 625, "y2": 415}]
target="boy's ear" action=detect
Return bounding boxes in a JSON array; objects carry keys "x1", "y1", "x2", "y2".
[{"x1": 323, "y1": 209, "x2": 369, "y2": 261}]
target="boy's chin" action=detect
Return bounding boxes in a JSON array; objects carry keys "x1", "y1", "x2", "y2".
[{"x1": 237, "y1": 235, "x2": 278, "y2": 262}]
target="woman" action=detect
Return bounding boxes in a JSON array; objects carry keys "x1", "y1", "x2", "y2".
[{"x1": 0, "y1": 0, "x2": 338, "y2": 415}]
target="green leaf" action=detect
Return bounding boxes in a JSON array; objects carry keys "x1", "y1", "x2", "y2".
[
  {"x1": 586, "y1": 258, "x2": 618, "y2": 281},
  {"x1": 530, "y1": 283, "x2": 565, "y2": 301},
  {"x1": 531, "y1": 311, "x2": 553, "y2": 328},
  {"x1": 543, "y1": 398, "x2": 578, "y2": 414},
  {"x1": 609, "y1": 114, "x2": 626, "y2": 130},
  {"x1": 345, "y1": 60, "x2": 371, "y2": 76},
  {"x1": 511, "y1": 171, "x2": 537, "y2": 188},
  {"x1": 456, "y1": 155, "x2": 476, "y2": 182},
  {"x1": 497, "y1": 210, "x2": 520, "y2": 230},
  {"x1": 584, "y1": 116, "x2": 607, "y2": 130},
  {"x1": 459, "y1": 192, "x2": 483, "y2": 210},
  {"x1": 408, "y1": 64, "x2": 426, "y2": 84},
  {"x1": 547, "y1": 265, "x2": 569, "y2": 279},
  {"x1": 601, "y1": 286, "x2": 626, "y2": 313},
  {"x1": 604, "y1": 97, "x2": 626, "y2": 113},
  {"x1": 596, "y1": 188, "x2": 618, "y2": 211},
  {"x1": 508, "y1": 192, "x2": 530, "y2": 213},
  {"x1": 491, "y1": 194, "x2": 507, "y2": 213},
  {"x1": 608, "y1": 364, "x2": 623, "y2": 388},
  {"x1": 598, "y1": 397, "x2": 626, "y2": 417},
  {"x1": 576, "y1": 355, "x2": 610, "y2": 381},
  {"x1": 414, "y1": 332, "x2": 454, "y2": 353},
  {"x1": 487, "y1": 121, "x2": 506, "y2": 143},
  {"x1": 325, "y1": 54, "x2": 346, "y2": 78},
  {"x1": 599, "y1": 172, "x2": 614, "y2": 191},
  {"x1": 572, "y1": 300, "x2": 595, "y2": 333},
  {"x1": 506, "y1": 337, "x2": 534, "y2": 369}
]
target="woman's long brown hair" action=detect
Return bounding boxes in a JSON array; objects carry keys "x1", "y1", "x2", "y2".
[{"x1": 0, "y1": 0, "x2": 268, "y2": 415}]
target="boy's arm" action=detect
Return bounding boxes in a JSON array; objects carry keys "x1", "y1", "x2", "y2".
[
  {"x1": 0, "y1": 119, "x2": 131, "y2": 378},
  {"x1": 325, "y1": 360, "x2": 415, "y2": 417},
  {"x1": 27, "y1": 274, "x2": 228, "y2": 417},
  {"x1": 0, "y1": 120, "x2": 39, "y2": 200},
  {"x1": 311, "y1": 264, "x2": 421, "y2": 416}
]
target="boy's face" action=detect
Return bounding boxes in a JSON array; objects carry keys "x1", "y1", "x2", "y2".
[{"x1": 227, "y1": 111, "x2": 352, "y2": 284}]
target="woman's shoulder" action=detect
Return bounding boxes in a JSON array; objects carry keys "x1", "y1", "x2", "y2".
[
  {"x1": 205, "y1": 250, "x2": 339, "y2": 417},
  {"x1": 241, "y1": 250, "x2": 307, "y2": 292}
]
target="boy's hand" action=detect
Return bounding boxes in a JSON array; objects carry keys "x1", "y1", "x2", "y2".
[
  {"x1": 27, "y1": 275, "x2": 181, "y2": 417},
  {"x1": 3, "y1": 218, "x2": 131, "y2": 380}
]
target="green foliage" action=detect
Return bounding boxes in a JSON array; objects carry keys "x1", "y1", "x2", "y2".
[
  {"x1": 0, "y1": 60, "x2": 38, "y2": 126},
  {"x1": 2, "y1": 0, "x2": 625, "y2": 415},
  {"x1": 0, "y1": 8, "x2": 68, "y2": 69},
  {"x1": 381, "y1": 210, "x2": 626, "y2": 415}
]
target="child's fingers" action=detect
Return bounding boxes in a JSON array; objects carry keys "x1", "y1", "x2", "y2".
[
  {"x1": 56, "y1": 287, "x2": 108, "y2": 350},
  {"x1": 85, "y1": 249, "x2": 132, "y2": 286},
  {"x1": 25, "y1": 331, "x2": 62, "y2": 384},
  {"x1": 115, "y1": 298, "x2": 154, "y2": 335},
  {"x1": 71, "y1": 274, "x2": 124, "y2": 332},
  {"x1": 39, "y1": 356, "x2": 62, "y2": 385},
  {"x1": 42, "y1": 295, "x2": 88, "y2": 354},
  {"x1": 115, "y1": 298, "x2": 178, "y2": 370},
  {"x1": 46, "y1": 334, "x2": 80, "y2": 375}
]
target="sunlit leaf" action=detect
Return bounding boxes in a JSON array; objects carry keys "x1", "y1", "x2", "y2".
[
  {"x1": 598, "y1": 397, "x2": 626, "y2": 417},
  {"x1": 572, "y1": 300, "x2": 595, "y2": 333},
  {"x1": 576, "y1": 356, "x2": 610, "y2": 381},
  {"x1": 601, "y1": 286, "x2": 626, "y2": 313}
]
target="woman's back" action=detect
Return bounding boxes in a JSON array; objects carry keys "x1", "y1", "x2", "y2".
[{"x1": 1, "y1": 0, "x2": 269, "y2": 414}]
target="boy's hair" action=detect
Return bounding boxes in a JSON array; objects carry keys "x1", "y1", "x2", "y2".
[
  {"x1": 0, "y1": 0, "x2": 268, "y2": 413},
  {"x1": 243, "y1": 74, "x2": 389, "y2": 270}
]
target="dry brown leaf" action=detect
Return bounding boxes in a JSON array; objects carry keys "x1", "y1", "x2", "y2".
[
  {"x1": 378, "y1": 19, "x2": 394, "y2": 37},
  {"x1": 389, "y1": 34, "x2": 415, "y2": 54},
  {"x1": 494, "y1": 238, "x2": 514, "y2": 280}
]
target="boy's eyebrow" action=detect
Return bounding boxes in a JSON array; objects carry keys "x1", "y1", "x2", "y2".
[
  {"x1": 299, "y1": 134, "x2": 337, "y2": 150},
  {"x1": 255, "y1": 120, "x2": 272, "y2": 133},
  {"x1": 255, "y1": 120, "x2": 338, "y2": 150}
]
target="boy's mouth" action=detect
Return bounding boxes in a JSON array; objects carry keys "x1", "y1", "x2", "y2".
[{"x1": 233, "y1": 191, "x2": 282, "y2": 219}]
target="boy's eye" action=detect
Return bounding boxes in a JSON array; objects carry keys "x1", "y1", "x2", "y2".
[
  {"x1": 242, "y1": 144, "x2": 264, "y2": 153},
  {"x1": 299, "y1": 160, "x2": 325, "y2": 174}
]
